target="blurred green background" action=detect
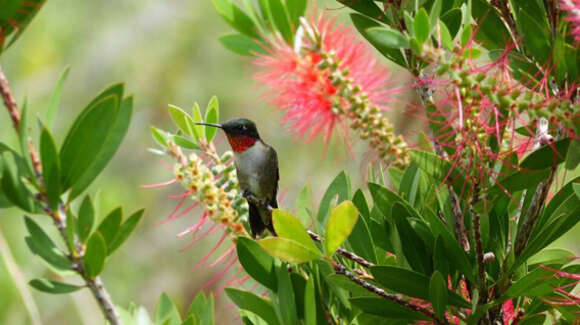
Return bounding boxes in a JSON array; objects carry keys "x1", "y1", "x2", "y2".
[{"x1": 0, "y1": 1, "x2": 578, "y2": 324}]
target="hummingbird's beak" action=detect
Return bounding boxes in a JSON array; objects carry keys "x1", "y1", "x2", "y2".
[{"x1": 195, "y1": 122, "x2": 222, "y2": 129}]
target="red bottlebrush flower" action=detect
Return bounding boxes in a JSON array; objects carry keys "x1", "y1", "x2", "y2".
[
  {"x1": 561, "y1": 0, "x2": 580, "y2": 43},
  {"x1": 253, "y1": 14, "x2": 397, "y2": 144}
]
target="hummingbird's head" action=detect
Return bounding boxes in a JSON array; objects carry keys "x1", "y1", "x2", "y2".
[{"x1": 196, "y1": 118, "x2": 261, "y2": 153}]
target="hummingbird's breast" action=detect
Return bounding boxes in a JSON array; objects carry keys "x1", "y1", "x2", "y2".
[{"x1": 234, "y1": 141, "x2": 276, "y2": 199}]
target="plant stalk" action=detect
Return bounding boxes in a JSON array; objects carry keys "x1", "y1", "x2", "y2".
[{"x1": 0, "y1": 65, "x2": 121, "y2": 325}]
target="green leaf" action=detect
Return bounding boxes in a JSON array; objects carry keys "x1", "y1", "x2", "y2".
[
  {"x1": 336, "y1": 0, "x2": 390, "y2": 24},
  {"x1": 414, "y1": 8, "x2": 430, "y2": 44},
  {"x1": 65, "y1": 210, "x2": 76, "y2": 253},
  {"x1": 212, "y1": 0, "x2": 259, "y2": 39},
  {"x1": 97, "y1": 207, "x2": 122, "y2": 248},
  {"x1": 219, "y1": 33, "x2": 266, "y2": 56},
  {"x1": 258, "y1": 237, "x2": 321, "y2": 263},
  {"x1": 236, "y1": 237, "x2": 277, "y2": 290},
  {"x1": 70, "y1": 95, "x2": 132, "y2": 200},
  {"x1": 487, "y1": 168, "x2": 550, "y2": 199},
  {"x1": 350, "y1": 297, "x2": 429, "y2": 320},
  {"x1": 151, "y1": 126, "x2": 170, "y2": 147},
  {"x1": 77, "y1": 195, "x2": 95, "y2": 243},
  {"x1": 84, "y1": 232, "x2": 107, "y2": 279},
  {"x1": 0, "y1": 0, "x2": 45, "y2": 52},
  {"x1": 517, "y1": 8, "x2": 551, "y2": 64},
  {"x1": 60, "y1": 84, "x2": 123, "y2": 194},
  {"x1": 155, "y1": 293, "x2": 181, "y2": 325},
  {"x1": 316, "y1": 171, "x2": 350, "y2": 225},
  {"x1": 285, "y1": 0, "x2": 306, "y2": 28},
  {"x1": 461, "y1": 24, "x2": 473, "y2": 47},
  {"x1": 225, "y1": 288, "x2": 280, "y2": 325},
  {"x1": 304, "y1": 276, "x2": 316, "y2": 325},
  {"x1": 429, "y1": 271, "x2": 448, "y2": 320},
  {"x1": 441, "y1": 8, "x2": 462, "y2": 38},
  {"x1": 171, "y1": 135, "x2": 200, "y2": 150},
  {"x1": 566, "y1": 138, "x2": 580, "y2": 170},
  {"x1": 410, "y1": 150, "x2": 467, "y2": 196},
  {"x1": 204, "y1": 96, "x2": 219, "y2": 142},
  {"x1": 528, "y1": 248, "x2": 576, "y2": 267},
  {"x1": 391, "y1": 203, "x2": 431, "y2": 274},
  {"x1": 169, "y1": 105, "x2": 196, "y2": 139},
  {"x1": 520, "y1": 138, "x2": 570, "y2": 170},
  {"x1": 348, "y1": 191, "x2": 377, "y2": 264},
  {"x1": 1, "y1": 151, "x2": 37, "y2": 212},
  {"x1": 266, "y1": 0, "x2": 293, "y2": 44},
  {"x1": 273, "y1": 209, "x2": 319, "y2": 253},
  {"x1": 370, "y1": 266, "x2": 469, "y2": 308},
  {"x1": 471, "y1": 0, "x2": 509, "y2": 49},
  {"x1": 324, "y1": 201, "x2": 358, "y2": 256},
  {"x1": 350, "y1": 13, "x2": 407, "y2": 68},
  {"x1": 29, "y1": 279, "x2": 82, "y2": 294},
  {"x1": 192, "y1": 102, "x2": 204, "y2": 139},
  {"x1": 437, "y1": 20, "x2": 453, "y2": 50},
  {"x1": 188, "y1": 292, "x2": 215, "y2": 325},
  {"x1": 277, "y1": 267, "x2": 297, "y2": 325},
  {"x1": 45, "y1": 66, "x2": 70, "y2": 129},
  {"x1": 40, "y1": 126, "x2": 61, "y2": 209},
  {"x1": 24, "y1": 216, "x2": 72, "y2": 271},
  {"x1": 429, "y1": 0, "x2": 443, "y2": 27},
  {"x1": 365, "y1": 27, "x2": 409, "y2": 49},
  {"x1": 108, "y1": 209, "x2": 143, "y2": 255}
]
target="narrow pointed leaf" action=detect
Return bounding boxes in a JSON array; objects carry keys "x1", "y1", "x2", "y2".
[
  {"x1": 84, "y1": 232, "x2": 107, "y2": 279},
  {"x1": 155, "y1": 293, "x2": 182, "y2": 325},
  {"x1": 24, "y1": 216, "x2": 72, "y2": 271},
  {"x1": 204, "y1": 96, "x2": 219, "y2": 142},
  {"x1": 212, "y1": 0, "x2": 259, "y2": 39},
  {"x1": 29, "y1": 279, "x2": 82, "y2": 294},
  {"x1": 45, "y1": 66, "x2": 70, "y2": 129},
  {"x1": 77, "y1": 195, "x2": 95, "y2": 243},
  {"x1": 108, "y1": 209, "x2": 144, "y2": 254},
  {"x1": 414, "y1": 8, "x2": 430, "y2": 44},
  {"x1": 70, "y1": 95, "x2": 133, "y2": 199},
  {"x1": 97, "y1": 207, "x2": 122, "y2": 247},
  {"x1": 169, "y1": 105, "x2": 196, "y2": 140},
  {"x1": 219, "y1": 33, "x2": 267, "y2": 56},
  {"x1": 39, "y1": 126, "x2": 61, "y2": 209},
  {"x1": 429, "y1": 271, "x2": 448, "y2": 319},
  {"x1": 236, "y1": 237, "x2": 277, "y2": 290},
  {"x1": 225, "y1": 288, "x2": 280, "y2": 325}
]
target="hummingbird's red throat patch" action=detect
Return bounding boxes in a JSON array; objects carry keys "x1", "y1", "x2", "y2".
[{"x1": 226, "y1": 134, "x2": 257, "y2": 153}]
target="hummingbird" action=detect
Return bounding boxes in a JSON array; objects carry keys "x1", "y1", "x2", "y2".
[{"x1": 196, "y1": 118, "x2": 278, "y2": 238}]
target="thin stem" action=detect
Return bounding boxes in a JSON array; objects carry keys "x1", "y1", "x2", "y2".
[
  {"x1": 514, "y1": 166, "x2": 556, "y2": 257},
  {"x1": 332, "y1": 261, "x2": 448, "y2": 325},
  {"x1": 0, "y1": 66, "x2": 20, "y2": 130},
  {"x1": 0, "y1": 64, "x2": 121, "y2": 325},
  {"x1": 469, "y1": 206, "x2": 487, "y2": 303},
  {"x1": 0, "y1": 227, "x2": 42, "y2": 325},
  {"x1": 307, "y1": 230, "x2": 375, "y2": 269}
]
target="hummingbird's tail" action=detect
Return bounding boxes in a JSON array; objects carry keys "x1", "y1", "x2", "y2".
[{"x1": 247, "y1": 198, "x2": 277, "y2": 238}]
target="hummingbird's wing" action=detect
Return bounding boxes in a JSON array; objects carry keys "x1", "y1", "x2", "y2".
[{"x1": 266, "y1": 145, "x2": 279, "y2": 208}]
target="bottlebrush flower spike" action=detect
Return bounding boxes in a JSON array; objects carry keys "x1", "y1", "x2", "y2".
[
  {"x1": 253, "y1": 14, "x2": 410, "y2": 167},
  {"x1": 561, "y1": 0, "x2": 580, "y2": 43}
]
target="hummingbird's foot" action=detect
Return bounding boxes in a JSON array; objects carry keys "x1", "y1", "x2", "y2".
[{"x1": 242, "y1": 190, "x2": 265, "y2": 206}]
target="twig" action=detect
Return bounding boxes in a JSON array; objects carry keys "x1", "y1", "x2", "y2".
[
  {"x1": 0, "y1": 66, "x2": 20, "y2": 130},
  {"x1": 469, "y1": 206, "x2": 488, "y2": 303},
  {"x1": 490, "y1": 0, "x2": 517, "y2": 38},
  {"x1": 0, "y1": 64, "x2": 121, "y2": 325},
  {"x1": 332, "y1": 262, "x2": 448, "y2": 325},
  {"x1": 514, "y1": 166, "x2": 556, "y2": 257},
  {"x1": 307, "y1": 230, "x2": 375, "y2": 269}
]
